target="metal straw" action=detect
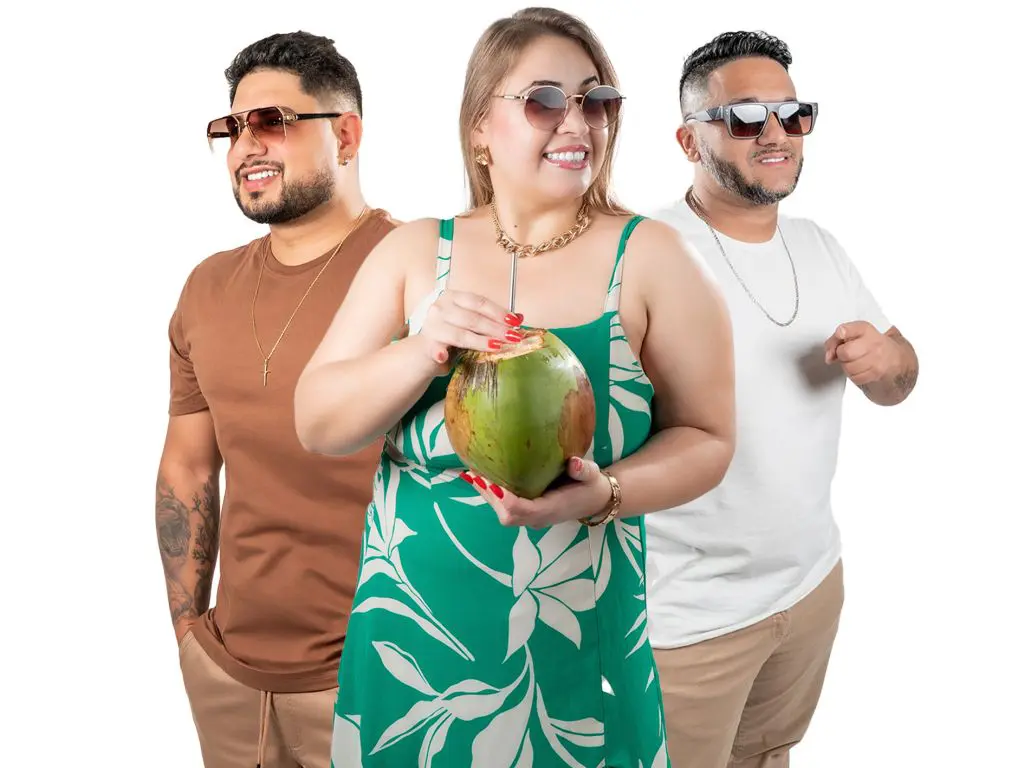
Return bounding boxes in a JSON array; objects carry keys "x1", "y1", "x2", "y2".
[{"x1": 507, "y1": 251, "x2": 519, "y2": 315}]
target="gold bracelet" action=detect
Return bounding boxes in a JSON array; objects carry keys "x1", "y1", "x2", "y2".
[{"x1": 578, "y1": 471, "x2": 622, "y2": 527}]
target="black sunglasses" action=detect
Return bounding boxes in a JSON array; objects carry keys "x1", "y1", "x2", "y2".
[{"x1": 685, "y1": 101, "x2": 817, "y2": 139}]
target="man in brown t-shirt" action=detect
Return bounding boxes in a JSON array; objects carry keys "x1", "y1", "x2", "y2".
[{"x1": 155, "y1": 31, "x2": 396, "y2": 768}]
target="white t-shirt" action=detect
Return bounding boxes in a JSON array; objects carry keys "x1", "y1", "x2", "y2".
[{"x1": 644, "y1": 198, "x2": 890, "y2": 649}]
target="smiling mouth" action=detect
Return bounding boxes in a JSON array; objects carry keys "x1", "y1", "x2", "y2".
[
  {"x1": 543, "y1": 150, "x2": 589, "y2": 169},
  {"x1": 243, "y1": 169, "x2": 280, "y2": 181},
  {"x1": 756, "y1": 155, "x2": 791, "y2": 166}
]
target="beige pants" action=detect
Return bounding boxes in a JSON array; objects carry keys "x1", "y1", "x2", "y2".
[
  {"x1": 654, "y1": 561, "x2": 844, "y2": 768},
  {"x1": 178, "y1": 631, "x2": 337, "y2": 768}
]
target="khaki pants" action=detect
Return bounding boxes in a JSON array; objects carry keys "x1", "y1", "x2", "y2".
[
  {"x1": 178, "y1": 631, "x2": 337, "y2": 768},
  {"x1": 654, "y1": 561, "x2": 844, "y2": 768}
]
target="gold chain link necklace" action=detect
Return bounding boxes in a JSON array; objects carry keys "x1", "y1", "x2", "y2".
[
  {"x1": 490, "y1": 200, "x2": 591, "y2": 258},
  {"x1": 251, "y1": 205, "x2": 370, "y2": 386}
]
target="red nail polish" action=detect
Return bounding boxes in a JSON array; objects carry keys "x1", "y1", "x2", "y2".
[
  {"x1": 459, "y1": 471, "x2": 473, "y2": 484},
  {"x1": 488, "y1": 339, "x2": 503, "y2": 350},
  {"x1": 571, "y1": 457, "x2": 583, "y2": 473},
  {"x1": 505, "y1": 330, "x2": 524, "y2": 342},
  {"x1": 504, "y1": 313, "x2": 520, "y2": 327},
  {"x1": 490, "y1": 483, "x2": 504, "y2": 499},
  {"x1": 474, "y1": 476, "x2": 488, "y2": 489}
]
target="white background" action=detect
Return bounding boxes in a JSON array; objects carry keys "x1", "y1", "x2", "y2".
[{"x1": 2, "y1": 0, "x2": 1019, "y2": 766}]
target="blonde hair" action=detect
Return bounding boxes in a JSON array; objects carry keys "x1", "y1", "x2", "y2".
[{"x1": 459, "y1": 7, "x2": 631, "y2": 215}]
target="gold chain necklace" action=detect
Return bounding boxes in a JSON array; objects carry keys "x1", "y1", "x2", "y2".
[
  {"x1": 490, "y1": 200, "x2": 591, "y2": 258},
  {"x1": 251, "y1": 205, "x2": 370, "y2": 386}
]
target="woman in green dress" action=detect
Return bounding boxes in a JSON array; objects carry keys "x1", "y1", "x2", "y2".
[{"x1": 295, "y1": 8, "x2": 735, "y2": 766}]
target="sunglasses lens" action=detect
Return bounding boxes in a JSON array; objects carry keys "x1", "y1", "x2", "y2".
[
  {"x1": 729, "y1": 104, "x2": 769, "y2": 138},
  {"x1": 207, "y1": 116, "x2": 239, "y2": 143},
  {"x1": 247, "y1": 107, "x2": 287, "y2": 141},
  {"x1": 778, "y1": 102, "x2": 815, "y2": 135},
  {"x1": 524, "y1": 86, "x2": 568, "y2": 130},
  {"x1": 581, "y1": 86, "x2": 622, "y2": 129}
]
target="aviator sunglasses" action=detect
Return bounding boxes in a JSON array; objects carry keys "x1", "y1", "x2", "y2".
[
  {"x1": 206, "y1": 105, "x2": 343, "y2": 150},
  {"x1": 684, "y1": 101, "x2": 817, "y2": 139},
  {"x1": 495, "y1": 84, "x2": 625, "y2": 131}
]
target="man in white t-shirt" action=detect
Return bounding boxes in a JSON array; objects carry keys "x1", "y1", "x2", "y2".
[{"x1": 646, "y1": 30, "x2": 919, "y2": 768}]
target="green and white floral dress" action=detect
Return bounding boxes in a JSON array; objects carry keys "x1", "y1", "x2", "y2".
[{"x1": 331, "y1": 216, "x2": 670, "y2": 767}]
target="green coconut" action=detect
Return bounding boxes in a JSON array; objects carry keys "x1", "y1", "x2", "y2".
[{"x1": 445, "y1": 328, "x2": 596, "y2": 499}]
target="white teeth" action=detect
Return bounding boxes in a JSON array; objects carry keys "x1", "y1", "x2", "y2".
[
  {"x1": 545, "y1": 151, "x2": 587, "y2": 164},
  {"x1": 760, "y1": 157, "x2": 786, "y2": 164},
  {"x1": 246, "y1": 170, "x2": 280, "y2": 181}
]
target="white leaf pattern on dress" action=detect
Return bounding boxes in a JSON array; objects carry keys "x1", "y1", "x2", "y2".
[
  {"x1": 371, "y1": 699, "x2": 444, "y2": 754},
  {"x1": 373, "y1": 640, "x2": 438, "y2": 697},
  {"x1": 531, "y1": 539, "x2": 593, "y2": 590},
  {"x1": 332, "y1": 714, "x2": 362, "y2": 768},
  {"x1": 610, "y1": 384, "x2": 652, "y2": 418},
  {"x1": 369, "y1": 642, "x2": 529, "y2": 763},
  {"x1": 589, "y1": 528, "x2": 613, "y2": 601},
  {"x1": 650, "y1": 738, "x2": 669, "y2": 768},
  {"x1": 355, "y1": 468, "x2": 474, "y2": 660},
  {"x1": 536, "y1": 685, "x2": 595, "y2": 768},
  {"x1": 625, "y1": 599, "x2": 649, "y2": 658},
  {"x1": 547, "y1": 716, "x2": 604, "y2": 748},
  {"x1": 615, "y1": 520, "x2": 644, "y2": 583},
  {"x1": 538, "y1": 578, "x2": 595, "y2": 612},
  {"x1": 434, "y1": 502, "x2": 512, "y2": 587},
  {"x1": 514, "y1": 732, "x2": 534, "y2": 767},
  {"x1": 470, "y1": 652, "x2": 536, "y2": 768},
  {"x1": 535, "y1": 592, "x2": 582, "y2": 648},
  {"x1": 506, "y1": 591, "x2": 539, "y2": 660},
  {"x1": 354, "y1": 597, "x2": 472, "y2": 660},
  {"x1": 418, "y1": 713, "x2": 455, "y2": 767},
  {"x1": 512, "y1": 529, "x2": 541, "y2": 597}
]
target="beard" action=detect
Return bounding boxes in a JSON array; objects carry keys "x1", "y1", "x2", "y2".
[
  {"x1": 699, "y1": 140, "x2": 803, "y2": 206},
  {"x1": 233, "y1": 167, "x2": 335, "y2": 225}
]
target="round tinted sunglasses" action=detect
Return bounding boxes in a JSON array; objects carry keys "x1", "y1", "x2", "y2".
[
  {"x1": 206, "y1": 106, "x2": 342, "y2": 150},
  {"x1": 684, "y1": 101, "x2": 817, "y2": 139},
  {"x1": 494, "y1": 84, "x2": 624, "y2": 131}
]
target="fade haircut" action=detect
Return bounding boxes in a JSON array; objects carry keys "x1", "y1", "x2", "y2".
[
  {"x1": 224, "y1": 31, "x2": 363, "y2": 115},
  {"x1": 678, "y1": 31, "x2": 792, "y2": 116}
]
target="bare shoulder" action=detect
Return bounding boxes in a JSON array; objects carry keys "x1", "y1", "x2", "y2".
[
  {"x1": 624, "y1": 216, "x2": 716, "y2": 290},
  {"x1": 369, "y1": 217, "x2": 440, "y2": 261}
]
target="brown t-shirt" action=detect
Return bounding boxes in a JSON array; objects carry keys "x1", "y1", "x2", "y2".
[{"x1": 167, "y1": 208, "x2": 396, "y2": 693}]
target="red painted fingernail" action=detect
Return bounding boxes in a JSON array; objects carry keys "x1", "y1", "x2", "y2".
[
  {"x1": 571, "y1": 457, "x2": 583, "y2": 473},
  {"x1": 488, "y1": 339, "x2": 503, "y2": 350},
  {"x1": 490, "y1": 483, "x2": 504, "y2": 499},
  {"x1": 505, "y1": 330, "x2": 524, "y2": 342},
  {"x1": 474, "y1": 476, "x2": 488, "y2": 489},
  {"x1": 459, "y1": 471, "x2": 473, "y2": 484},
  {"x1": 504, "y1": 313, "x2": 520, "y2": 327}
]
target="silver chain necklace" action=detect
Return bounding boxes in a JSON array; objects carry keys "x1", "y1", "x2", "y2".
[{"x1": 685, "y1": 187, "x2": 799, "y2": 327}]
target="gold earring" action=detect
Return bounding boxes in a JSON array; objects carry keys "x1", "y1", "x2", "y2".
[{"x1": 474, "y1": 146, "x2": 491, "y2": 166}]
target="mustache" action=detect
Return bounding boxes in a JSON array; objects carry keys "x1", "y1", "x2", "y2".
[{"x1": 751, "y1": 146, "x2": 794, "y2": 159}]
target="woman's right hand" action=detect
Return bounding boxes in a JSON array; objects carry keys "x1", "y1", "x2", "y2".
[{"x1": 417, "y1": 290, "x2": 526, "y2": 370}]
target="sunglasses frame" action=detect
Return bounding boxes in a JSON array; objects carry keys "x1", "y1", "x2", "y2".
[
  {"x1": 206, "y1": 105, "x2": 344, "y2": 151},
  {"x1": 494, "y1": 84, "x2": 626, "y2": 131},
  {"x1": 684, "y1": 101, "x2": 818, "y2": 139}
]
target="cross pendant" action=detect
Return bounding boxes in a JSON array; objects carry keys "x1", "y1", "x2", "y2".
[{"x1": 262, "y1": 359, "x2": 269, "y2": 386}]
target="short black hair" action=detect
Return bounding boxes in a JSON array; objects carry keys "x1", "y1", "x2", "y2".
[
  {"x1": 224, "y1": 31, "x2": 363, "y2": 115},
  {"x1": 679, "y1": 31, "x2": 792, "y2": 115}
]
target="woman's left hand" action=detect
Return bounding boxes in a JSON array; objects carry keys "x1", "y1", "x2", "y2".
[{"x1": 460, "y1": 457, "x2": 613, "y2": 528}]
